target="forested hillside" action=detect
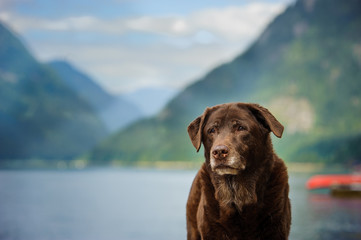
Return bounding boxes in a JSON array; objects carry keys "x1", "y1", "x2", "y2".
[
  {"x1": 0, "y1": 22, "x2": 107, "y2": 161},
  {"x1": 88, "y1": 0, "x2": 361, "y2": 165}
]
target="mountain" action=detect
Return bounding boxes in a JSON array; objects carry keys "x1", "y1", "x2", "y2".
[
  {"x1": 0, "y1": 22, "x2": 107, "y2": 161},
  {"x1": 48, "y1": 60, "x2": 114, "y2": 110},
  {"x1": 48, "y1": 60, "x2": 143, "y2": 132},
  {"x1": 124, "y1": 87, "x2": 178, "y2": 116},
  {"x1": 88, "y1": 0, "x2": 361, "y2": 165}
]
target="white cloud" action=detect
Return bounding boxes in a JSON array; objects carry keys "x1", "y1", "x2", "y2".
[
  {"x1": 189, "y1": 3, "x2": 285, "y2": 40},
  {"x1": 0, "y1": 12, "x2": 126, "y2": 33},
  {"x1": 123, "y1": 2, "x2": 286, "y2": 41},
  {"x1": 1, "y1": 2, "x2": 285, "y2": 38},
  {"x1": 30, "y1": 40, "x2": 241, "y2": 93},
  {"x1": 0, "y1": 2, "x2": 287, "y2": 93}
]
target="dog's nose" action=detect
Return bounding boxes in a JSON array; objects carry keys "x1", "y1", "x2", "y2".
[{"x1": 212, "y1": 145, "x2": 229, "y2": 160}]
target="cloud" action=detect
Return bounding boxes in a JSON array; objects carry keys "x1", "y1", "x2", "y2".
[
  {"x1": 189, "y1": 3, "x2": 285, "y2": 40},
  {"x1": 0, "y1": 2, "x2": 287, "y2": 93},
  {"x1": 30, "y1": 40, "x2": 240, "y2": 93},
  {"x1": 0, "y1": 13, "x2": 124, "y2": 33},
  {"x1": 1, "y1": 2, "x2": 285, "y2": 39}
]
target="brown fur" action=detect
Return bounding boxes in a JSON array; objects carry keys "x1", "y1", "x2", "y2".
[{"x1": 186, "y1": 103, "x2": 291, "y2": 240}]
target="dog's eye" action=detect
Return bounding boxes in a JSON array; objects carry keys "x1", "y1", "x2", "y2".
[
  {"x1": 237, "y1": 125, "x2": 246, "y2": 131},
  {"x1": 208, "y1": 128, "x2": 216, "y2": 134}
]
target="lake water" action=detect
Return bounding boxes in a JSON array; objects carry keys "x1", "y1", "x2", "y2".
[{"x1": 0, "y1": 168, "x2": 360, "y2": 240}]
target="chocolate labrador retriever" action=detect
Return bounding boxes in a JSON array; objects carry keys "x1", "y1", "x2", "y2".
[{"x1": 186, "y1": 103, "x2": 291, "y2": 240}]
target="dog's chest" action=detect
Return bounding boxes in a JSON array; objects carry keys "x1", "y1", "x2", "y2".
[{"x1": 217, "y1": 205, "x2": 261, "y2": 239}]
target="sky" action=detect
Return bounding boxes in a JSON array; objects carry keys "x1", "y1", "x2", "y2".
[{"x1": 0, "y1": 0, "x2": 294, "y2": 94}]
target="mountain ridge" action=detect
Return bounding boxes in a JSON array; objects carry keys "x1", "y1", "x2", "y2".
[
  {"x1": 48, "y1": 60, "x2": 143, "y2": 132},
  {"x1": 87, "y1": 0, "x2": 361, "y2": 165},
  {"x1": 0, "y1": 21, "x2": 107, "y2": 160}
]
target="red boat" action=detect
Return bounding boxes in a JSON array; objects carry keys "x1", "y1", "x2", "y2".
[{"x1": 306, "y1": 174, "x2": 361, "y2": 190}]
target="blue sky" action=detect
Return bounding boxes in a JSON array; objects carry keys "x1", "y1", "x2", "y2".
[{"x1": 0, "y1": 0, "x2": 294, "y2": 94}]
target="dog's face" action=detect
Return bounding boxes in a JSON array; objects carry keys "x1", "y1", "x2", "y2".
[
  {"x1": 204, "y1": 104, "x2": 262, "y2": 175},
  {"x1": 188, "y1": 103, "x2": 284, "y2": 176}
]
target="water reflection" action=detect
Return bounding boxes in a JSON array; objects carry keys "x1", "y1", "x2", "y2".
[
  {"x1": 290, "y1": 173, "x2": 361, "y2": 240},
  {"x1": 307, "y1": 193, "x2": 361, "y2": 240}
]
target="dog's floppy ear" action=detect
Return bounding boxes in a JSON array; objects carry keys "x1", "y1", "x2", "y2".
[
  {"x1": 187, "y1": 108, "x2": 210, "y2": 152},
  {"x1": 247, "y1": 103, "x2": 284, "y2": 138}
]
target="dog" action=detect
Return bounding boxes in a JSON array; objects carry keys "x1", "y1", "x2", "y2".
[{"x1": 186, "y1": 103, "x2": 291, "y2": 240}]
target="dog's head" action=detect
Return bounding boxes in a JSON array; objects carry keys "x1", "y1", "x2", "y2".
[{"x1": 188, "y1": 103, "x2": 283, "y2": 176}]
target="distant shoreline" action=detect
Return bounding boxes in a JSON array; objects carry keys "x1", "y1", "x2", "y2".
[{"x1": 0, "y1": 159, "x2": 350, "y2": 174}]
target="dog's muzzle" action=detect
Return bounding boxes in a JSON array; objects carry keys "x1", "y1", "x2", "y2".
[{"x1": 210, "y1": 145, "x2": 246, "y2": 175}]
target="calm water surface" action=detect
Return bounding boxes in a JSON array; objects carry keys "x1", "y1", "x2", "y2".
[{"x1": 0, "y1": 168, "x2": 360, "y2": 240}]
